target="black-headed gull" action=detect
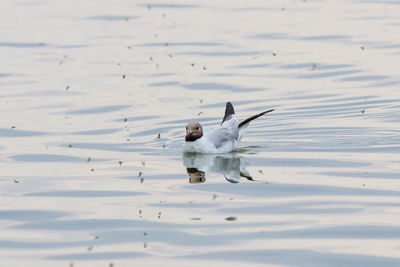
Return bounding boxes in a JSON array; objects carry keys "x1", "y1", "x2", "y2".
[{"x1": 183, "y1": 102, "x2": 274, "y2": 153}]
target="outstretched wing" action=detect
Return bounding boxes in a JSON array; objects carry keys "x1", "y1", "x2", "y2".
[{"x1": 239, "y1": 109, "x2": 274, "y2": 128}]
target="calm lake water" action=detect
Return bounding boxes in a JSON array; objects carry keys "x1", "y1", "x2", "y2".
[{"x1": 1, "y1": 0, "x2": 400, "y2": 266}]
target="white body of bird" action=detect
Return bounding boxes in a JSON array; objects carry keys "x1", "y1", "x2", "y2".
[
  {"x1": 183, "y1": 102, "x2": 273, "y2": 154},
  {"x1": 183, "y1": 115, "x2": 242, "y2": 153}
]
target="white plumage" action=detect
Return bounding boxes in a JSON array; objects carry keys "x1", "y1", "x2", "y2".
[{"x1": 183, "y1": 102, "x2": 274, "y2": 154}]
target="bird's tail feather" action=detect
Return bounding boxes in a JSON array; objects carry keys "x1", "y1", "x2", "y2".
[{"x1": 238, "y1": 109, "x2": 274, "y2": 128}]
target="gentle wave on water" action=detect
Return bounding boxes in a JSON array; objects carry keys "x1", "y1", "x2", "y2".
[{"x1": 0, "y1": 0, "x2": 400, "y2": 266}]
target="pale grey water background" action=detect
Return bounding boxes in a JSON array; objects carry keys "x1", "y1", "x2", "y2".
[{"x1": 1, "y1": 0, "x2": 400, "y2": 266}]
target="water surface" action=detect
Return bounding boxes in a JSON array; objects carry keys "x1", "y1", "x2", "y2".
[{"x1": 0, "y1": 0, "x2": 400, "y2": 266}]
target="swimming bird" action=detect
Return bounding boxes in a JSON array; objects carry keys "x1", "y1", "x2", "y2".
[{"x1": 183, "y1": 102, "x2": 274, "y2": 153}]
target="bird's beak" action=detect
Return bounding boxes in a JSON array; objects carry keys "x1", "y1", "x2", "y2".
[{"x1": 185, "y1": 132, "x2": 194, "y2": 142}]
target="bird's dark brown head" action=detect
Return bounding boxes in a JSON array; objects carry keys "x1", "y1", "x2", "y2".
[{"x1": 185, "y1": 122, "x2": 203, "y2": 142}]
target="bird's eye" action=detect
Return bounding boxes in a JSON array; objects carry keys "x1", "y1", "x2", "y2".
[
  {"x1": 186, "y1": 126, "x2": 188, "y2": 130},
  {"x1": 196, "y1": 127, "x2": 199, "y2": 130}
]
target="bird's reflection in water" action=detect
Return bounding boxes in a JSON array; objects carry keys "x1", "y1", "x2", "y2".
[
  {"x1": 186, "y1": 168, "x2": 206, "y2": 183},
  {"x1": 183, "y1": 153, "x2": 254, "y2": 183}
]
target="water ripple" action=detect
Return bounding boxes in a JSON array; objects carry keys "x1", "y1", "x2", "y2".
[
  {"x1": 67, "y1": 105, "x2": 130, "y2": 115},
  {"x1": 25, "y1": 190, "x2": 146, "y2": 198}
]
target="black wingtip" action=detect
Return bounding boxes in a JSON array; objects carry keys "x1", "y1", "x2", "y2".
[
  {"x1": 226, "y1": 102, "x2": 235, "y2": 115},
  {"x1": 238, "y1": 108, "x2": 274, "y2": 128},
  {"x1": 222, "y1": 102, "x2": 235, "y2": 124}
]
